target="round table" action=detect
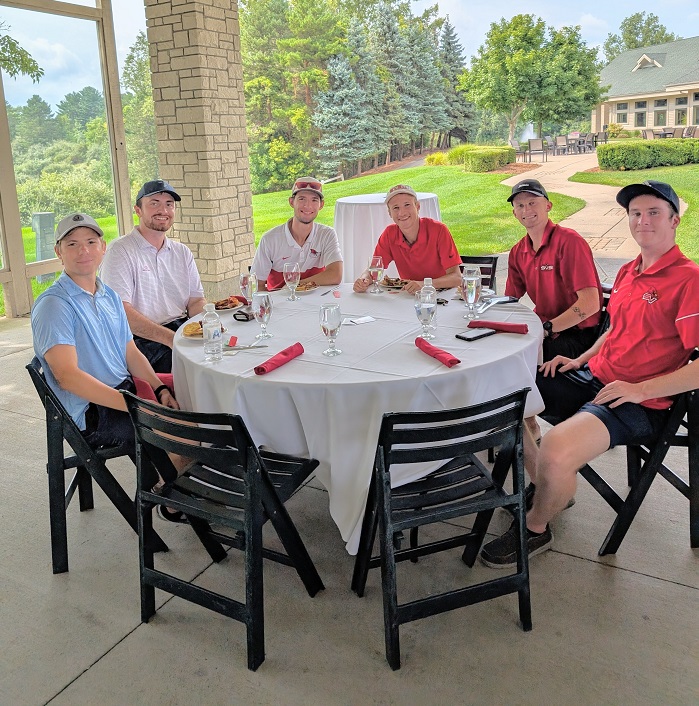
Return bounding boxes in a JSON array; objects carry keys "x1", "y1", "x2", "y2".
[
  {"x1": 333, "y1": 193, "x2": 441, "y2": 282},
  {"x1": 173, "y1": 285, "x2": 544, "y2": 553}
]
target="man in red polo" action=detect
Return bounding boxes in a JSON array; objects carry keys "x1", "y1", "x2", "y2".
[
  {"x1": 505, "y1": 179, "x2": 602, "y2": 361},
  {"x1": 353, "y1": 184, "x2": 461, "y2": 294},
  {"x1": 481, "y1": 180, "x2": 699, "y2": 567}
]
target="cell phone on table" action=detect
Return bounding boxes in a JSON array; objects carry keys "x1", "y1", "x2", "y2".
[{"x1": 455, "y1": 328, "x2": 497, "y2": 342}]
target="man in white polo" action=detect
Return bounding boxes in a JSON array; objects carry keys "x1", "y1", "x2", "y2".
[
  {"x1": 101, "y1": 179, "x2": 206, "y2": 372},
  {"x1": 251, "y1": 177, "x2": 343, "y2": 290}
]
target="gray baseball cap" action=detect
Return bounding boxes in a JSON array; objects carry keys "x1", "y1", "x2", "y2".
[{"x1": 55, "y1": 213, "x2": 104, "y2": 243}]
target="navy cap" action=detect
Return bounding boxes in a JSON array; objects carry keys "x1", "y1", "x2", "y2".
[
  {"x1": 136, "y1": 179, "x2": 181, "y2": 203},
  {"x1": 507, "y1": 179, "x2": 549, "y2": 203},
  {"x1": 616, "y1": 180, "x2": 680, "y2": 214}
]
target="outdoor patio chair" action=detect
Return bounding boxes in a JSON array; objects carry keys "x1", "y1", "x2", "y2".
[
  {"x1": 460, "y1": 254, "x2": 498, "y2": 291},
  {"x1": 554, "y1": 135, "x2": 568, "y2": 155},
  {"x1": 673, "y1": 127, "x2": 685, "y2": 138},
  {"x1": 509, "y1": 139, "x2": 529, "y2": 162},
  {"x1": 544, "y1": 136, "x2": 555, "y2": 157},
  {"x1": 26, "y1": 357, "x2": 167, "y2": 574},
  {"x1": 683, "y1": 126, "x2": 696, "y2": 138},
  {"x1": 528, "y1": 138, "x2": 547, "y2": 162},
  {"x1": 351, "y1": 389, "x2": 532, "y2": 670},
  {"x1": 122, "y1": 391, "x2": 324, "y2": 672}
]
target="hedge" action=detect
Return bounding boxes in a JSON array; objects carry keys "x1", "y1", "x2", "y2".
[
  {"x1": 444, "y1": 144, "x2": 515, "y2": 172},
  {"x1": 597, "y1": 139, "x2": 699, "y2": 171}
]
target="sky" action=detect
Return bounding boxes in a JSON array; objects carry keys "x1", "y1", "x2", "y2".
[{"x1": 0, "y1": 0, "x2": 695, "y2": 108}]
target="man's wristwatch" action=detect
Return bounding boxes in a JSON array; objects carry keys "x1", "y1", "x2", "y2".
[{"x1": 542, "y1": 321, "x2": 554, "y2": 338}]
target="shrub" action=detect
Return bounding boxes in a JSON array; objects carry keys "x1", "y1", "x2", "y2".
[
  {"x1": 597, "y1": 139, "x2": 699, "y2": 170},
  {"x1": 425, "y1": 151, "x2": 447, "y2": 166},
  {"x1": 606, "y1": 123, "x2": 624, "y2": 138},
  {"x1": 446, "y1": 144, "x2": 475, "y2": 165},
  {"x1": 463, "y1": 146, "x2": 515, "y2": 172}
]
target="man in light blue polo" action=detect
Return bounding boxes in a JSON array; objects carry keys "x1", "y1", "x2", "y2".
[{"x1": 31, "y1": 213, "x2": 182, "y2": 491}]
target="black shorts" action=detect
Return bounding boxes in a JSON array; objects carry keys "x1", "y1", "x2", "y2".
[
  {"x1": 542, "y1": 327, "x2": 597, "y2": 362},
  {"x1": 536, "y1": 365, "x2": 670, "y2": 448},
  {"x1": 133, "y1": 316, "x2": 188, "y2": 373}
]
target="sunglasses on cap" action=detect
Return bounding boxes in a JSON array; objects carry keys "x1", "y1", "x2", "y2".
[{"x1": 293, "y1": 180, "x2": 322, "y2": 191}]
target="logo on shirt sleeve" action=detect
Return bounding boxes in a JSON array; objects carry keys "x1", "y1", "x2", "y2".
[{"x1": 642, "y1": 288, "x2": 658, "y2": 304}]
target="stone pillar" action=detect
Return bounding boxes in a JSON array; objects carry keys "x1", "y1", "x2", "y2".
[{"x1": 145, "y1": 0, "x2": 254, "y2": 300}]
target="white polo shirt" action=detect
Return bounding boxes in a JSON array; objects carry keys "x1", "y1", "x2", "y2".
[
  {"x1": 100, "y1": 227, "x2": 204, "y2": 325},
  {"x1": 250, "y1": 221, "x2": 342, "y2": 290}
]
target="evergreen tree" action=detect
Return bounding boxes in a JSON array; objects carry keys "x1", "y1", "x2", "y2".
[
  {"x1": 14, "y1": 95, "x2": 62, "y2": 150},
  {"x1": 439, "y1": 19, "x2": 474, "y2": 147},
  {"x1": 313, "y1": 55, "x2": 375, "y2": 176},
  {"x1": 57, "y1": 86, "x2": 105, "y2": 135}
]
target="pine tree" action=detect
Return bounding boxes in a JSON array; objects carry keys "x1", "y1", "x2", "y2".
[{"x1": 439, "y1": 19, "x2": 474, "y2": 147}]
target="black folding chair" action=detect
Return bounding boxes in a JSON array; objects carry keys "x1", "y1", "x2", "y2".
[
  {"x1": 26, "y1": 357, "x2": 167, "y2": 573},
  {"x1": 351, "y1": 389, "x2": 531, "y2": 670},
  {"x1": 460, "y1": 254, "x2": 499, "y2": 291},
  {"x1": 122, "y1": 391, "x2": 324, "y2": 671}
]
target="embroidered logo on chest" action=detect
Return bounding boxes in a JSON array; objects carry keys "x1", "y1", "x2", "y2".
[
  {"x1": 642, "y1": 288, "x2": 658, "y2": 304},
  {"x1": 539, "y1": 264, "x2": 554, "y2": 271},
  {"x1": 310, "y1": 248, "x2": 319, "y2": 257}
]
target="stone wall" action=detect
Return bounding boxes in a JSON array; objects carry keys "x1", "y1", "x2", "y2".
[{"x1": 145, "y1": 0, "x2": 254, "y2": 299}]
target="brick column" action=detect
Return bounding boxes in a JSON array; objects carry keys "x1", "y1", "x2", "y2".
[{"x1": 145, "y1": 0, "x2": 254, "y2": 300}]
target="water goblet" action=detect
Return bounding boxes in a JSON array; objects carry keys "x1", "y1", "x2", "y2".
[
  {"x1": 284, "y1": 262, "x2": 301, "y2": 301},
  {"x1": 319, "y1": 303, "x2": 342, "y2": 356},
  {"x1": 367, "y1": 256, "x2": 384, "y2": 294},
  {"x1": 240, "y1": 271, "x2": 258, "y2": 300},
  {"x1": 462, "y1": 266, "x2": 482, "y2": 320},
  {"x1": 251, "y1": 292, "x2": 273, "y2": 339},
  {"x1": 414, "y1": 291, "x2": 437, "y2": 339}
]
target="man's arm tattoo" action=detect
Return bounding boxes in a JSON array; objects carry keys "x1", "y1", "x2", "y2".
[{"x1": 573, "y1": 306, "x2": 587, "y2": 321}]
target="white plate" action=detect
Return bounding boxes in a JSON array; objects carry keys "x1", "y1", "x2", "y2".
[{"x1": 294, "y1": 284, "x2": 319, "y2": 294}]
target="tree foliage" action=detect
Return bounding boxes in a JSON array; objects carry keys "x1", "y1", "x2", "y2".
[
  {"x1": 603, "y1": 13, "x2": 680, "y2": 64},
  {"x1": 0, "y1": 21, "x2": 43, "y2": 82}
]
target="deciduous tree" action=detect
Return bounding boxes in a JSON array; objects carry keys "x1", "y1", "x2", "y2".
[
  {"x1": 0, "y1": 21, "x2": 42, "y2": 82},
  {"x1": 603, "y1": 13, "x2": 680, "y2": 64}
]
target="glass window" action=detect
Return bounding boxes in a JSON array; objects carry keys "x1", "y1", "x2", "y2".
[
  {"x1": 654, "y1": 111, "x2": 666, "y2": 127},
  {"x1": 654, "y1": 99, "x2": 667, "y2": 107},
  {"x1": 616, "y1": 112, "x2": 627, "y2": 124},
  {"x1": 694, "y1": 92, "x2": 699, "y2": 102},
  {"x1": 635, "y1": 112, "x2": 646, "y2": 127},
  {"x1": 635, "y1": 101, "x2": 647, "y2": 109},
  {"x1": 676, "y1": 109, "x2": 687, "y2": 125},
  {"x1": 676, "y1": 97, "x2": 688, "y2": 106},
  {"x1": 616, "y1": 102, "x2": 628, "y2": 110},
  {"x1": 694, "y1": 107, "x2": 699, "y2": 124}
]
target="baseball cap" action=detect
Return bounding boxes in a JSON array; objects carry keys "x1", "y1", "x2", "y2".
[
  {"x1": 616, "y1": 180, "x2": 680, "y2": 214},
  {"x1": 136, "y1": 179, "x2": 181, "y2": 203},
  {"x1": 385, "y1": 184, "x2": 418, "y2": 204},
  {"x1": 291, "y1": 178, "x2": 324, "y2": 199},
  {"x1": 507, "y1": 179, "x2": 549, "y2": 203},
  {"x1": 55, "y1": 213, "x2": 104, "y2": 243}
]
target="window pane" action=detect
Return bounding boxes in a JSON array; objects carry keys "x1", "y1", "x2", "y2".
[
  {"x1": 654, "y1": 111, "x2": 666, "y2": 127},
  {"x1": 635, "y1": 101, "x2": 647, "y2": 109},
  {"x1": 676, "y1": 97, "x2": 688, "y2": 106},
  {"x1": 635, "y1": 112, "x2": 646, "y2": 127},
  {"x1": 616, "y1": 113, "x2": 627, "y2": 124},
  {"x1": 694, "y1": 107, "x2": 699, "y2": 124},
  {"x1": 616, "y1": 102, "x2": 628, "y2": 110},
  {"x1": 676, "y1": 109, "x2": 687, "y2": 125},
  {"x1": 694, "y1": 92, "x2": 699, "y2": 102},
  {"x1": 654, "y1": 99, "x2": 667, "y2": 107}
]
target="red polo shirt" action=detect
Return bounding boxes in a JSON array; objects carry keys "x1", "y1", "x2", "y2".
[
  {"x1": 373, "y1": 218, "x2": 461, "y2": 281},
  {"x1": 505, "y1": 220, "x2": 602, "y2": 329},
  {"x1": 589, "y1": 245, "x2": 699, "y2": 409}
]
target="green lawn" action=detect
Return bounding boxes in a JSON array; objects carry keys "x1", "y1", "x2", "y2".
[
  {"x1": 2, "y1": 166, "x2": 584, "y2": 316},
  {"x1": 569, "y1": 165, "x2": 699, "y2": 261}
]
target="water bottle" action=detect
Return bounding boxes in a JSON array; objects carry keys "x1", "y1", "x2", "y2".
[
  {"x1": 202, "y1": 303, "x2": 222, "y2": 361},
  {"x1": 421, "y1": 277, "x2": 437, "y2": 299}
]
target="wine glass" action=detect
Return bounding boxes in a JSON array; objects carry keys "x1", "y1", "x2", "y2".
[
  {"x1": 251, "y1": 292, "x2": 273, "y2": 339},
  {"x1": 367, "y1": 255, "x2": 384, "y2": 294},
  {"x1": 284, "y1": 262, "x2": 301, "y2": 301},
  {"x1": 462, "y1": 266, "x2": 482, "y2": 320},
  {"x1": 240, "y1": 271, "x2": 257, "y2": 300},
  {"x1": 414, "y1": 291, "x2": 437, "y2": 339},
  {"x1": 319, "y1": 303, "x2": 342, "y2": 356}
]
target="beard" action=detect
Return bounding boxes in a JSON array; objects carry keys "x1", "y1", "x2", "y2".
[{"x1": 142, "y1": 216, "x2": 172, "y2": 232}]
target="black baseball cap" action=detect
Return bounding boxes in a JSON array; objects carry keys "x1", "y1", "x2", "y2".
[
  {"x1": 616, "y1": 180, "x2": 680, "y2": 214},
  {"x1": 507, "y1": 179, "x2": 549, "y2": 203},
  {"x1": 136, "y1": 179, "x2": 181, "y2": 203}
]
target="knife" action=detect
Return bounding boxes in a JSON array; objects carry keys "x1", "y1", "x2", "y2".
[
  {"x1": 321, "y1": 286, "x2": 340, "y2": 296},
  {"x1": 223, "y1": 344, "x2": 269, "y2": 351}
]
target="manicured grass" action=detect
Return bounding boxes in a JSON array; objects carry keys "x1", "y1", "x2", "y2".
[
  {"x1": 252, "y1": 165, "x2": 584, "y2": 255},
  {"x1": 569, "y1": 165, "x2": 699, "y2": 261}
]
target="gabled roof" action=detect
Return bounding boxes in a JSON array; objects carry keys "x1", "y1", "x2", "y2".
[{"x1": 601, "y1": 35, "x2": 699, "y2": 98}]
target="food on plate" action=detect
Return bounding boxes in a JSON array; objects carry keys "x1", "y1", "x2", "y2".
[
  {"x1": 214, "y1": 295, "x2": 242, "y2": 310},
  {"x1": 381, "y1": 276, "x2": 409, "y2": 288},
  {"x1": 296, "y1": 280, "x2": 318, "y2": 292},
  {"x1": 182, "y1": 321, "x2": 225, "y2": 337}
]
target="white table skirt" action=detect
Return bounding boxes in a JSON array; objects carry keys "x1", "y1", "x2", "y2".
[
  {"x1": 173, "y1": 284, "x2": 544, "y2": 554},
  {"x1": 334, "y1": 193, "x2": 441, "y2": 282}
]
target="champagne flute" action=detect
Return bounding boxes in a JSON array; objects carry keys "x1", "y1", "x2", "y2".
[
  {"x1": 251, "y1": 292, "x2": 273, "y2": 339},
  {"x1": 414, "y1": 291, "x2": 437, "y2": 339},
  {"x1": 240, "y1": 271, "x2": 257, "y2": 300},
  {"x1": 462, "y1": 266, "x2": 482, "y2": 320},
  {"x1": 284, "y1": 262, "x2": 301, "y2": 301},
  {"x1": 319, "y1": 303, "x2": 342, "y2": 356},
  {"x1": 368, "y1": 255, "x2": 384, "y2": 294}
]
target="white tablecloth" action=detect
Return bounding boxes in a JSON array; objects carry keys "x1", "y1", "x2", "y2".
[
  {"x1": 334, "y1": 193, "x2": 441, "y2": 281},
  {"x1": 173, "y1": 285, "x2": 544, "y2": 554}
]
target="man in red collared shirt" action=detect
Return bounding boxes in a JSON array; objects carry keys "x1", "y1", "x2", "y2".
[
  {"x1": 353, "y1": 185, "x2": 462, "y2": 294},
  {"x1": 505, "y1": 179, "x2": 603, "y2": 361},
  {"x1": 481, "y1": 180, "x2": 699, "y2": 568}
]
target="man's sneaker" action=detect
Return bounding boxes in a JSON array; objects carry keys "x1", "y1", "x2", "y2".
[
  {"x1": 156, "y1": 505, "x2": 188, "y2": 524},
  {"x1": 480, "y1": 521, "x2": 553, "y2": 568},
  {"x1": 507, "y1": 483, "x2": 575, "y2": 516}
]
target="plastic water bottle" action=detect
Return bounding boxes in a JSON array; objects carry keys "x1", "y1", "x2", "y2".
[
  {"x1": 421, "y1": 277, "x2": 437, "y2": 299},
  {"x1": 202, "y1": 303, "x2": 222, "y2": 361}
]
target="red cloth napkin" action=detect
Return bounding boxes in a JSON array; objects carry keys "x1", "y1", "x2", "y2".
[
  {"x1": 236, "y1": 295, "x2": 249, "y2": 305},
  {"x1": 468, "y1": 320, "x2": 529, "y2": 334},
  {"x1": 414, "y1": 337, "x2": 460, "y2": 368},
  {"x1": 254, "y1": 342, "x2": 304, "y2": 375},
  {"x1": 133, "y1": 373, "x2": 174, "y2": 401}
]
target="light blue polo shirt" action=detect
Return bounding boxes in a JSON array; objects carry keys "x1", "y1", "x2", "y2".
[{"x1": 31, "y1": 272, "x2": 132, "y2": 430}]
